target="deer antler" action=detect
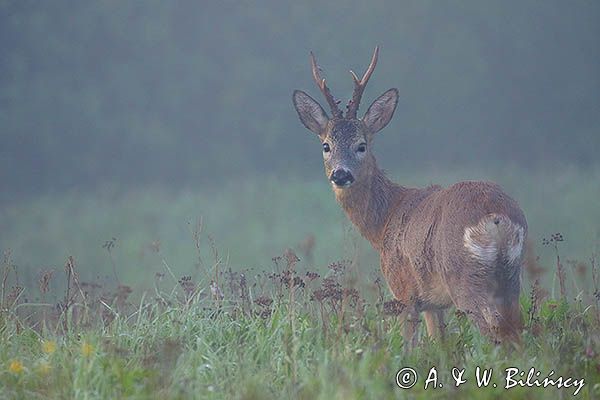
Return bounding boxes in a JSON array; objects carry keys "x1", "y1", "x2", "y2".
[
  {"x1": 346, "y1": 46, "x2": 379, "y2": 119},
  {"x1": 310, "y1": 51, "x2": 343, "y2": 119}
]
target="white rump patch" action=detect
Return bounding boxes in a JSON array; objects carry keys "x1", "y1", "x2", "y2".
[
  {"x1": 463, "y1": 214, "x2": 525, "y2": 265},
  {"x1": 464, "y1": 225, "x2": 498, "y2": 265},
  {"x1": 505, "y1": 225, "x2": 525, "y2": 264}
]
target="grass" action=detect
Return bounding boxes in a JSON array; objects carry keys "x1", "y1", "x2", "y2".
[
  {"x1": 1, "y1": 252, "x2": 599, "y2": 399},
  {"x1": 1, "y1": 166, "x2": 600, "y2": 398}
]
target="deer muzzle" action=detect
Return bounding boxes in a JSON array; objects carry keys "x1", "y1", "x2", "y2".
[{"x1": 330, "y1": 169, "x2": 355, "y2": 188}]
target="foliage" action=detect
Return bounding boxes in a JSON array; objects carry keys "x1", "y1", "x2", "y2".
[
  {"x1": 1, "y1": 243, "x2": 600, "y2": 399},
  {"x1": 1, "y1": 166, "x2": 600, "y2": 397}
]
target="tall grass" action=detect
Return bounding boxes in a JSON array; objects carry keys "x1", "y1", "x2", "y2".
[
  {"x1": 0, "y1": 245, "x2": 599, "y2": 398},
  {"x1": 1, "y1": 167, "x2": 599, "y2": 398}
]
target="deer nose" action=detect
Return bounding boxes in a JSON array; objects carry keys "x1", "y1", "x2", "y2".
[{"x1": 330, "y1": 169, "x2": 354, "y2": 187}]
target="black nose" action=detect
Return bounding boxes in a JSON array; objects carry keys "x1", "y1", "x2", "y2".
[{"x1": 330, "y1": 169, "x2": 354, "y2": 187}]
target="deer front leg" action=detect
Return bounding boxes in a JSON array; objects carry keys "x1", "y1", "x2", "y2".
[
  {"x1": 423, "y1": 310, "x2": 445, "y2": 340},
  {"x1": 402, "y1": 305, "x2": 420, "y2": 351}
]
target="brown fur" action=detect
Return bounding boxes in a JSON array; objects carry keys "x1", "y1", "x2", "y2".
[
  {"x1": 338, "y1": 164, "x2": 526, "y2": 342},
  {"x1": 293, "y1": 48, "x2": 527, "y2": 343}
]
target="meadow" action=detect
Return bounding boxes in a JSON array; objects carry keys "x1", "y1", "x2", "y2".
[{"x1": 1, "y1": 166, "x2": 599, "y2": 399}]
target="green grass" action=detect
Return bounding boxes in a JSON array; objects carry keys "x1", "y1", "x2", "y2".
[
  {"x1": 1, "y1": 166, "x2": 600, "y2": 398},
  {"x1": 1, "y1": 264, "x2": 599, "y2": 399}
]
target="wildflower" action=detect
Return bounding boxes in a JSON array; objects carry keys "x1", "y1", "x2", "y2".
[
  {"x1": 8, "y1": 359, "x2": 24, "y2": 374},
  {"x1": 42, "y1": 340, "x2": 57, "y2": 354},
  {"x1": 81, "y1": 342, "x2": 94, "y2": 357}
]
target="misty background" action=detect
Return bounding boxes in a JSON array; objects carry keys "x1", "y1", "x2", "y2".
[{"x1": 1, "y1": 1, "x2": 599, "y2": 290}]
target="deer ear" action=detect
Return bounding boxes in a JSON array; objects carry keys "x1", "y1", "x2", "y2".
[
  {"x1": 293, "y1": 90, "x2": 329, "y2": 135},
  {"x1": 362, "y1": 88, "x2": 398, "y2": 134}
]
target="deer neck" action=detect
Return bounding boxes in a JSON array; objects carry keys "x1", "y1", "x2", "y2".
[{"x1": 333, "y1": 163, "x2": 405, "y2": 251}]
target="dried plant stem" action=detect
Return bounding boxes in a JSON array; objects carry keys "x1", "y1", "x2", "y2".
[
  {"x1": 1, "y1": 250, "x2": 14, "y2": 311},
  {"x1": 108, "y1": 250, "x2": 120, "y2": 285},
  {"x1": 555, "y1": 244, "x2": 566, "y2": 298}
]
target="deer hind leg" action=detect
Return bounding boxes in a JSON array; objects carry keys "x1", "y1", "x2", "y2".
[
  {"x1": 458, "y1": 213, "x2": 525, "y2": 343},
  {"x1": 423, "y1": 310, "x2": 445, "y2": 340},
  {"x1": 452, "y1": 286, "x2": 521, "y2": 344}
]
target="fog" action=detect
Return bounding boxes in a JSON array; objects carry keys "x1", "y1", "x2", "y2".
[
  {"x1": 1, "y1": 1, "x2": 598, "y2": 195},
  {"x1": 1, "y1": 2, "x2": 598, "y2": 286}
]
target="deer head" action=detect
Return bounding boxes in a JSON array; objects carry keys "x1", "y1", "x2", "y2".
[{"x1": 292, "y1": 46, "x2": 399, "y2": 189}]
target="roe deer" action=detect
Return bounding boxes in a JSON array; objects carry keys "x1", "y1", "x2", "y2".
[{"x1": 292, "y1": 47, "x2": 527, "y2": 343}]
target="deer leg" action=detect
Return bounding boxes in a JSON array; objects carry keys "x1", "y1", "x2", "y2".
[
  {"x1": 450, "y1": 268, "x2": 522, "y2": 343},
  {"x1": 402, "y1": 306, "x2": 420, "y2": 351},
  {"x1": 423, "y1": 310, "x2": 445, "y2": 340},
  {"x1": 453, "y1": 291, "x2": 522, "y2": 344},
  {"x1": 452, "y1": 293, "x2": 494, "y2": 338}
]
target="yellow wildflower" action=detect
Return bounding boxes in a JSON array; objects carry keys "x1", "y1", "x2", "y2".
[
  {"x1": 81, "y1": 342, "x2": 94, "y2": 357},
  {"x1": 8, "y1": 359, "x2": 24, "y2": 374},
  {"x1": 42, "y1": 340, "x2": 57, "y2": 354}
]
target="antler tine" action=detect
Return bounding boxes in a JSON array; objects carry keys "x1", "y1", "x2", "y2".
[
  {"x1": 310, "y1": 51, "x2": 343, "y2": 119},
  {"x1": 346, "y1": 46, "x2": 379, "y2": 119}
]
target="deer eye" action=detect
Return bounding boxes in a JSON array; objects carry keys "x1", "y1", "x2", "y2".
[
  {"x1": 322, "y1": 143, "x2": 331, "y2": 153},
  {"x1": 357, "y1": 143, "x2": 367, "y2": 153}
]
